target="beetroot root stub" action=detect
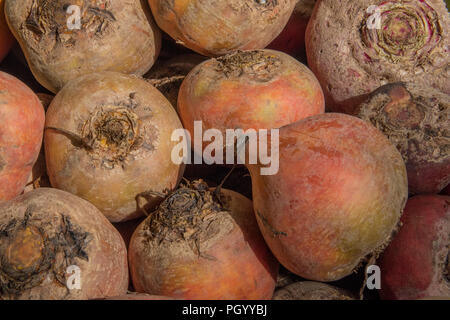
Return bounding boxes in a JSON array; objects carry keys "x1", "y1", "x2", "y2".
[
  {"x1": 0, "y1": 188, "x2": 129, "y2": 300},
  {"x1": 356, "y1": 82, "x2": 449, "y2": 195}
]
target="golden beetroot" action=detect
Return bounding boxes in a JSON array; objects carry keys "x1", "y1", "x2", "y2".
[
  {"x1": 45, "y1": 72, "x2": 185, "y2": 222},
  {"x1": 248, "y1": 113, "x2": 408, "y2": 281},
  {"x1": 148, "y1": 0, "x2": 297, "y2": 56},
  {"x1": 0, "y1": 188, "x2": 129, "y2": 300},
  {"x1": 0, "y1": 0, "x2": 13, "y2": 62},
  {"x1": 178, "y1": 49, "x2": 325, "y2": 141},
  {"x1": 0, "y1": 71, "x2": 45, "y2": 202},
  {"x1": 129, "y1": 180, "x2": 278, "y2": 300},
  {"x1": 306, "y1": 0, "x2": 450, "y2": 113},
  {"x1": 5, "y1": 0, "x2": 161, "y2": 93}
]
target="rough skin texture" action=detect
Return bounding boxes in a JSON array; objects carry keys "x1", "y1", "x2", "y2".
[
  {"x1": 178, "y1": 49, "x2": 325, "y2": 144},
  {"x1": 148, "y1": 0, "x2": 297, "y2": 56},
  {"x1": 0, "y1": 188, "x2": 129, "y2": 300},
  {"x1": 0, "y1": 71, "x2": 45, "y2": 202},
  {"x1": 379, "y1": 195, "x2": 450, "y2": 300},
  {"x1": 273, "y1": 281, "x2": 354, "y2": 300},
  {"x1": 248, "y1": 113, "x2": 408, "y2": 281},
  {"x1": 306, "y1": 0, "x2": 449, "y2": 113},
  {"x1": 129, "y1": 184, "x2": 279, "y2": 300},
  {"x1": 45, "y1": 72, "x2": 185, "y2": 222},
  {"x1": 0, "y1": 0, "x2": 14, "y2": 62},
  {"x1": 5, "y1": 0, "x2": 161, "y2": 93},
  {"x1": 356, "y1": 82, "x2": 449, "y2": 194}
]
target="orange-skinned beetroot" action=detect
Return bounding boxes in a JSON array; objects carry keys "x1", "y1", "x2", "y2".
[
  {"x1": 248, "y1": 113, "x2": 408, "y2": 281},
  {"x1": 379, "y1": 195, "x2": 450, "y2": 300},
  {"x1": 0, "y1": 71, "x2": 45, "y2": 202},
  {"x1": 178, "y1": 49, "x2": 325, "y2": 141},
  {"x1": 148, "y1": 0, "x2": 297, "y2": 56},
  {"x1": 0, "y1": 188, "x2": 129, "y2": 300},
  {"x1": 0, "y1": 0, "x2": 14, "y2": 62},
  {"x1": 128, "y1": 181, "x2": 278, "y2": 299}
]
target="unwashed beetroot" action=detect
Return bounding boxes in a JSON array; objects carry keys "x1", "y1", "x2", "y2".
[
  {"x1": 268, "y1": 0, "x2": 317, "y2": 59},
  {"x1": 306, "y1": 0, "x2": 449, "y2": 113},
  {"x1": 0, "y1": 0, "x2": 13, "y2": 62},
  {"x1": 0, "y1": 188, "x2": 129, "y2": 300},
  {"x1": 178, "y1": 49, "x2": 324, "y2": 142},
  {"x1": 379, "y1": 195, "x2": 450, "y2": 300},
  {"x1": 5, "y1": 0, "x2": 161, "y2": 93},
  {"x1": 248, "y1": 113, "x2": 408, "y2": 281},
  {"x1": 356, "y1": 82, "x2": 449, "y2": 194},
  {"x1": 45, "y1": 72, "x2": 185, "y2": 222},
  {"x1": 0, "y1": 71, "x2": 45, "y2": 202},
  {"x1": 148, "y1": 0, "x2": 297, "y2": 56},
  {"x1": 129, "y1": 180, "x2": 278, "y2": 300},
  {"x1": 273, "y1": 281, "x2": 354, "y2": 300}
]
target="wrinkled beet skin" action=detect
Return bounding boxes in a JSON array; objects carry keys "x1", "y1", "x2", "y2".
[
  {"x1": 0, "y1": 71, "x2": 45, "y2": 201},
  {"x1": 379, "y1": 195, "x2": 450, "y2": 300},
  {"x1": 248, "y1": 113, "x2": 408, "y2": 282}
]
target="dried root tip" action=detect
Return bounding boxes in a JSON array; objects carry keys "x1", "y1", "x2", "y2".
[
  {"x1": 273, "y1": 281, "x2": 355, "y2": 300},
  {"x1": 143, "y1": 180, "x2": 226, "y2": 252},
  {"x1": 0, "y1": 210, "x2": 91, "y2": 298},
  {"x1": 25, "y1": 0, "x2": 115, "y2": 43},
  {"x1": 357, "y1": 82, "x2": 449, "y2": 165},
  {"x1": 215, "y1": 50, "x2": 282, "y2": 82},
  {"x1": 360, "y1": 1, "x2": 442, "y2": 64}
]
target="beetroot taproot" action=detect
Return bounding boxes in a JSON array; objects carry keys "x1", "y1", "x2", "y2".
[
  {"x1": 178, "y1": 49, "x2": 324, "y2": 145},
  {"x1": 0, "y1": 188, "x2": 129, "y2": 300},
  {"x1": 0, "y1": 71, "x2": 45, "y2": 202},
  {"x1": 129, "y1": 180, "x2": 278, "y2": 299},
  {"x1": 148, "y1": 0, "x2": 297, "y2": 56},
  {"x1": 45, "y1": 72, "x2": 185, "y2": 222},
  {"x1": 248, "y1": 113, "x2": 408, "y2": 281},
  {"x1": 5, "y1": 0, "x2": 161, "y2": 93}
]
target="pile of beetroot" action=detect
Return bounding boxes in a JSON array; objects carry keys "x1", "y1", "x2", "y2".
[{"x1": 0, "y1": 0, "x2": 448, "y2": 300}]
